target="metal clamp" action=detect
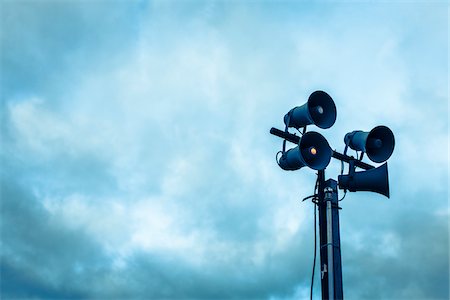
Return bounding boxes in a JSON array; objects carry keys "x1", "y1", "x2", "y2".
[{"x1": 324, "y1": 187, "x2": 334, "y2": 200}]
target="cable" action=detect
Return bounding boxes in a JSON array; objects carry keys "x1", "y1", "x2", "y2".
[
  {"x1": 339, "y1": 190, "x2": 347, "y2": 201},
  {"x1": 310, "y1": 200, "x2": 317, "y2": 300},
  {"x1": 302, "y1": 194, "x2": 318, "y2": 202},
  {"x1": 283, "y1": 115, "x2": 290, "y2": 153},
  {"x1": 359, "y1": 151, "x2": 364, "y2": 161},
  {"x1": 310, "y1": 174, "x2": 319, "y2": 300},
  {"x1": 297, "y1": 127, "x2": 307, "y2": 136},
  {"x1": 341, "y1": 145, "x2": 349, "y2": 175},
  {"x1": 275, "y1": 151, "x2": 283, "y2": 166}
]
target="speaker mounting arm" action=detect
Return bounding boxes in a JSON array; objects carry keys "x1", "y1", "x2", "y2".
[{"x1": 270, "y1": 127, "x2": 375, "y2": 170}]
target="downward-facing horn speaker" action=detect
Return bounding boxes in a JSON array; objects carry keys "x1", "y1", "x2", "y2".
[
  {"x1": 284, "y1": 91, "x2": 337, "y2": 129},
  {"x1": 278, "y1": 131, "x2": 332, "y2": 171},
  {"x1": 338, "y1": 163, "x2": 390, "y2": 198},
  {"x1": 344, "y1": 125, "x2": 395, "y2": 163}
]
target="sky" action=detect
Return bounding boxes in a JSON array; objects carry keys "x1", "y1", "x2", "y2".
[{"x1": 0, "y1": 0, "x2": 448, "y2": 299}]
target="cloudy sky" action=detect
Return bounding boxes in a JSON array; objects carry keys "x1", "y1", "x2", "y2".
[{"x1": 1, "y1": 1, "x2": 448, "y2": 299}]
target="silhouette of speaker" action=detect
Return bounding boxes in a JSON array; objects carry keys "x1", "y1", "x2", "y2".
[
  {"x1": 338, "y1": 163, "x2": 390, "y2": 198},
  {"x1": 344, "y1": 125, "x2": 395, "y2": 163},
  {"x1": 278, "y1": 131, "x2": 332, "y2": 171},
  {"x1": 284, "y1": 91, "x2": 337, "y2": 129}
]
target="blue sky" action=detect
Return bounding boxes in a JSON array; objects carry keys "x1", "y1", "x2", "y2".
[{"x1": 0, "y1": 1, "x2": 448, "y2": 299}]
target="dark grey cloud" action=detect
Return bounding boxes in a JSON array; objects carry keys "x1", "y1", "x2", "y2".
[
  {"x1": 0, "y1": 0, "x2": 140, "y2": 99},
  {"x1": 1, "y1": 177, "x2": 101, "y2": 299},
  {"x1": 3, "y1": 170, "x2": 447, "y2": 299},
  {"x1": 0, "y1": 173, "x2": 316, "y2": 299},
  {"x1": 341, "y1": 196, "x2": 448, "y2": 299}
]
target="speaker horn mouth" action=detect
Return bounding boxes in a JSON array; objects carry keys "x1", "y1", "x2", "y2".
[
  {"x1": 366, "y1": 126, "x2": 395, "y2": 163},
  {"x1": 308, "y1": 91, "x2": 337, "y2": 129},
  {"x1": 299, "y1": 131, "x2": 332, "y2": 170}
]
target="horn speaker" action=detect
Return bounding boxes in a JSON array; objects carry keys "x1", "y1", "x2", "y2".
[
  {"x1": 344, "y1": 125, "x2": 395, "y2": 163},
  {"x1": 338, "y1": 162, "x2": 390, "y2": 198},
  {"x1": 279, "y1": 131, "x2": 332, "y2": 171},
  {"x1": 284, "y1": 91, "x2": 337, "y2": 129}
]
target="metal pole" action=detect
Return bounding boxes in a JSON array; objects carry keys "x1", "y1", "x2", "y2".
[
  {"x1": 318, "y1": 178, "x2": 343, "y2": 300},
  {"x1": 325, "y1": 187, "x2": 334, "y2": 299},
  {"x1": 317, "y1": 170, "x2": 329, "y2": 298},
  {"x1": 330, "y1": 179, "x2": 344, "y2": 299},
  {"x1": 319, "y1": 179, "x2": 344, "y2": 300}
]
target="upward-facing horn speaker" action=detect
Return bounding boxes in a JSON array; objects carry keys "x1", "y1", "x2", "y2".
[
  {"x1": 284, "y1": 91, "x2": 337, "y2": 129},
  {"x1": 278, "y1": 131, "x2": 332, "y2": 171},
  {"x1": 344, "y1": 125, "x2": 395, "y2": 163},
  {"x1": 338, "y1": 163, "x2": 390, "y2": 198}
]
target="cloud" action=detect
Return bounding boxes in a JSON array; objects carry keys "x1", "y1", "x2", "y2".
[
  {"x1": 342, "y1": 205, "x2": 449, "y2": 299},
  {"x1": 1, "y1": 1, "x2": 448, "y2": 299},
  {"x1": 0, "y1": 177, "x2": 104, "y2": 299},
  {"x1": 0, "y1": 0, "x2": 140, "y2": 98}
]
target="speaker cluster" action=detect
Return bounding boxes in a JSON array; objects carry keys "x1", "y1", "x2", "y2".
[
  {"x1": 273, "y1": 91, "x2": 395, "y2": 198},
  {"x1": 278, "y1": 91, "x2": 337, "y2": 171}
]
